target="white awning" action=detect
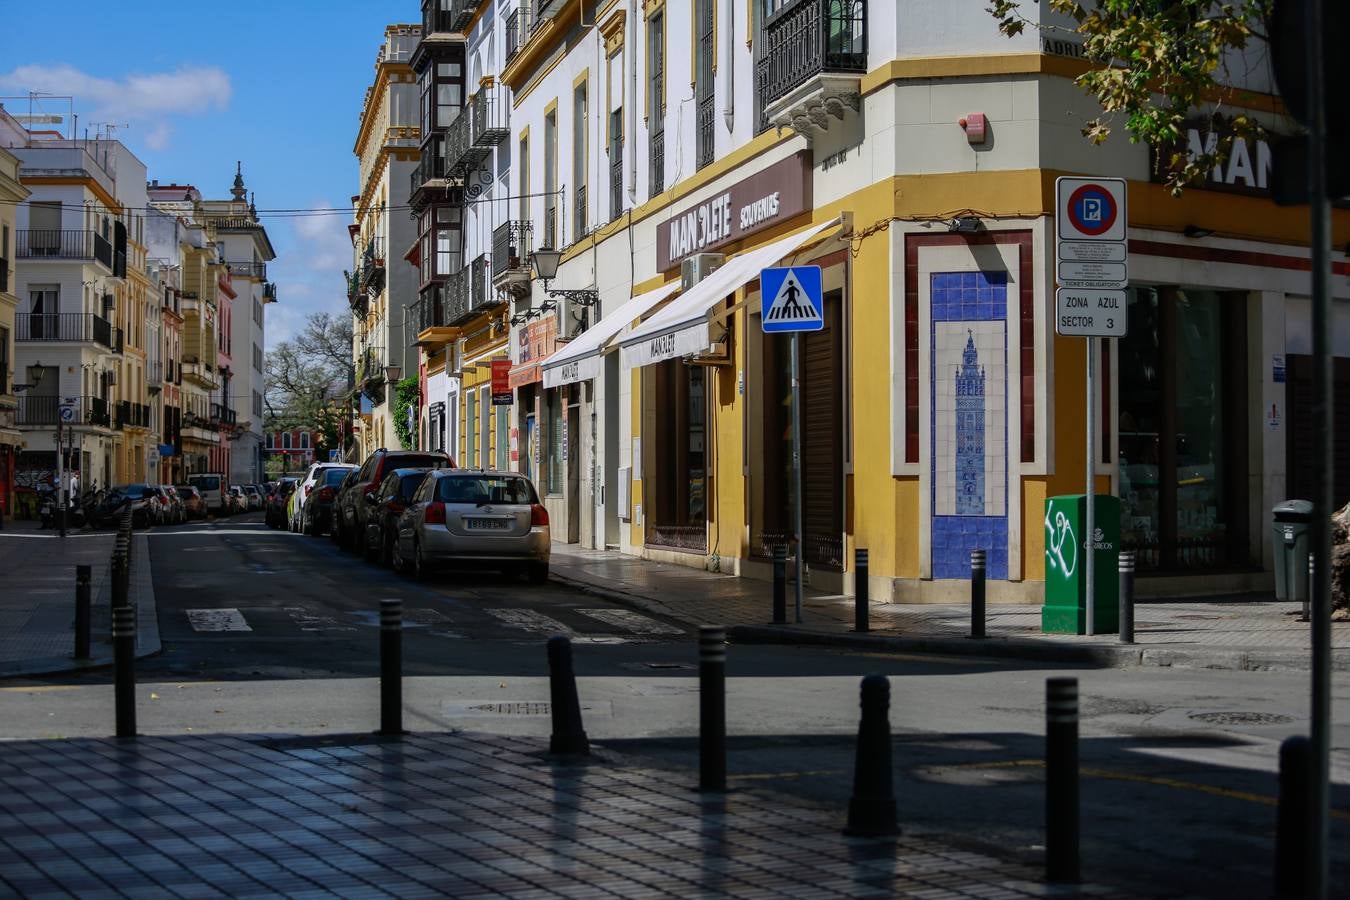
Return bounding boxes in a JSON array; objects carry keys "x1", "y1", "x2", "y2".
[
  {"x1": 539, "y1": 281, "x2": 682, "y2": 389},
  {"x1": 618, "y1": 218, "x2": 841, "y2": 370}
]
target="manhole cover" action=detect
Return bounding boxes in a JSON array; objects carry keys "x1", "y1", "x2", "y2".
[{"x1": 1188, "y1": 711, "x2": 1294, "y2": 727}]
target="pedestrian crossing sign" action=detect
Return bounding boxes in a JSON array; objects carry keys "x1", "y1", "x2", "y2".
[{"x1": 760, "y1": 265, "x2": 824, "y2": 333}]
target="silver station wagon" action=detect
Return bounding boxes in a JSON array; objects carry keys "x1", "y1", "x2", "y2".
[{"x1": 393, "y1": 469, "x2": 550, "y2": 583}]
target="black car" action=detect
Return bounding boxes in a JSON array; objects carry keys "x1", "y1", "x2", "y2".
[
  {"x1": 363, "y1": 468, "x2": 433, "y2": 565},
  {"x1": 333, "y1": 448, "x2": 454, "y2": 553},
  {"x1": 91, "y1": 484, "x2": 160, "y2": 528}
]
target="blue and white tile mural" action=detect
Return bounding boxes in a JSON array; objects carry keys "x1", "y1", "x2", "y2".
[{"x1": 931, "y1": 272, "x2": 1009, "y2": 579}]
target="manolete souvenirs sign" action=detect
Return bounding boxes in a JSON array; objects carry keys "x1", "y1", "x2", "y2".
[{"x1": 656, "y1": 151, "x2": 812, "y2": 271}]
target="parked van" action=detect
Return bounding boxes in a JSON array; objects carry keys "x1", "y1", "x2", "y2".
[{"x1": 187, "y1": 473, "x2": 227, "y2": 515}]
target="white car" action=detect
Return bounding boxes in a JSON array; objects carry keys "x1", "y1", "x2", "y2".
[
  {"x1": 292, "y1": 463, "x2": 356, "y2": 532},
  {"x1": 186, "y1": 473, "x2": 227, "y2": 516}
]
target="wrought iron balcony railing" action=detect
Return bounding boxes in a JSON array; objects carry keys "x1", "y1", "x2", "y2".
[
  {"x1": 756, "y1": 0, "x2": 868, "y2": 110},
  {"x1": 445, "y1": 265, "x2": 473, "y2": 324},
  {"x1": 209, "y1": 402, "x2": 237, "y2": 426},
  {"x1": 16, "y1": 395, "x2": 112, "y2": 428},
  {"x1": 650, "y1": 129, "x2": 665, "y2": 197},
  {"x1": 574, "y1": 184, "x2": 587, "y2": 238},
  {"x1": 415, "y1": 286, "x2": 446, "y2": 333},
  {"x1": 357, "y1": 237, "x2": 386, "y2": 295},
  {"x1": 610, "y1": 145, "x2": 624, "y2": 222},
  {"x1": 491, "y1": 220, "x2": 534, "y2": 278},
  {"x1": 16, "y1": 229, "x2": 112, "y2": 268},
  {"x1": 506, "y1": 7, "x2": 531, "y2": 61},
  {"x1": 446, "y1": 86, "x2": 510, "y2": 176},
  {"x1": 16, "y1": 312, "x2": 117, "y2": 348},
  {"x1": 696, "y1": 95, "x2": 715, "y2": 170},
  {"x1": 422, "y1": 1, "x2": 457, "y2": 35},
  {"x1": 226, "y1": 261, "x2": 268, "y2": 280},
  {"x1": 468, "y1": 254, "x2": 498, "y2": 312},
  {"x1": 448, "y1": 0, "x2": 478, "y2": 31}
]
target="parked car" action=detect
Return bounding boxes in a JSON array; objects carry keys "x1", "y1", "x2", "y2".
[
  {"x1": 243, "y1": 484, "x2": 263, "y2": 511},
  {"x1": 393, "y1": 469, "x2": 549, "y2": 582},
  {"x1": 187, "y1": 473, "x2": 228, "y2": 516},
  {"x1": 333, "y1": 449, "x2": 454, "y2": 553},
  {"x1": 227, "y1": 485, "x2": 247, "y2": 513},
  {"x1": 363, "y1": 467, "x2": 433, "y2": 565},
  {"x1": 176, "y1": 485, "x2": 207, "y2": 520},
  {"x1": 265, "y1": 478, "x2": 298, "y2": 528},
  {"x1": 91, "y1": 484, "x2": 160, "y2": 529},
  {"x1": 155, "y1": 485, "x2": 186, "y2": 525},
  {"x1": 299, "y1": 464, "x2": 356, "y2": 535},
  {"x1": 290, "y1": 462, "x2": 353, "y2": 532}
]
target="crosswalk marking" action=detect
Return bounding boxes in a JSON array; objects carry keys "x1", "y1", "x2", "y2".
[
  {"x1": 186, "y1": 609, "x2": 252, "y2": 632},
  {"x1": 484, "y1": 608, "x2": 574, "y2": 636},
  {"x1": 577, "y1": 609, "x2": 683, "y2": 635}
]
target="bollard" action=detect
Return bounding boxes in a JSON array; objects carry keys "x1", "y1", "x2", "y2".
[
  {"x1": 969, "y1": 549, "x2": 987, "y2": 639},
  {"x1": 110, "y1": 554, "x2": 128, "y2": 610},
  {"x1": 854, "y1": 548, "x2": 869, "y2": 633},
  {"x1": 844, "y1": 675, "x2": 898, "y2": 836},
  {"x1": 74, "y1": 565, "x2": 91, "y2": 660},
  {"x1": 1118, "y1": 551, "x2": 1136, "y2": 644},
  {"x1": 1045, "y1": 677, "x2": 1080, "y2": 883},
  {"x1": 112, "y1": 606, "x2": 136, "y2": 738},
  {"x1": 699, "y1": 626, "x2": 727, "y2": 792},
  {"x1": 771, "y1": 545, "x2": 787, "y2": 625},
  {"x1": 1302, "y1": 556, "x2": 1313, "y2": 623},
  {"x1": 379, "y1": 599, "x2": 404, "y2": 736},
  {"x1": 547, "y1": 636, "x2": 589, "y2": 756},
  {"x1": 1274, "y1": 735, "x2": 1312, "y2": 899}
]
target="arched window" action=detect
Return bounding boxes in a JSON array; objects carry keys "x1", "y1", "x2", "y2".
[
  {"x1": 282, "y1": 432, "x2": 292, "y2": 450},
  {"x1": 300, "y1": 432, "x2": 310, "y2": 449}
]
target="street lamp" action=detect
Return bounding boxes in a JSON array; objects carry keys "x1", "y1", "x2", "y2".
[
  {"x1": 383, "y1": 364, "x2": 402, "y2": 384},
  {"x1": 529, "y1": 248, "x2": 598, "y2": 307}
]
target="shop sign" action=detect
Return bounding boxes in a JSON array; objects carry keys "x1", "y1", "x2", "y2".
[
  {"x1": 491, "y1": 359, "x2": 513, "y2": 405},
  {"x1": 1151, "y1": 117, "x2": 1274, "y2": 196},
  {"x1": 656, "y1": 151, "x2": 812, "y2": 271}
]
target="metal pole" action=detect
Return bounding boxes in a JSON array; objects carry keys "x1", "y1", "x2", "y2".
[
  {"x1": 1045, "y1": 677, "x2": 1080, "y2": 884},
  {"x1": 698, "y1": 626, "x2": 727, "y2": 792},
  {"x1": 790, "y1": 332, "x2": 804, "y2": 624},
  {"x1": 969, "y1": 549, "x2": 986, "y2": 639},
  {"x1": 1275, "y1": 735, "x2": 1312, "y2": 899},
  {"x1": 112, "y1": 606, "x2": 136, "y2": 738},
  {"x1": 74, "y1": 564, "x2": 91, "y2": 660},
  {"x1": 379, "y1": 598, "x2": 403, "y2": 736},
  {"x1": 547, "y1": 636, "x2": 590, "y2": 756},
  {"x1": 57, "y1": 415, "x2": 66, "y2": 538},
  {"x1": 1084, "y1": 338, "x2": 1095, "y2": 636},
  {"x1": 1118, "y1": 550, "x2": 1135, "y2": 644},
  {"x1": 771, "y1": 544, "x2": 787, "y2": 625},
  {"x1": 854, "y1": 547, "x2": 869, "y2": 633},
  {"x1": 1305, "y1": 0, "x2": 1333, "y2": 889}
]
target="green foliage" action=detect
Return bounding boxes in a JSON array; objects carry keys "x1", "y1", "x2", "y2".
[
  {"x1": 393, "y1": 376, "x2": 420, "y2": 450},
  {"x1": 988, "y1": 0, "x2": 1273, "y2": 194}
]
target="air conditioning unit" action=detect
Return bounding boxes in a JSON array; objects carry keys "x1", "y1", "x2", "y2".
[{"x1": 681, "y1": 253, "x2": 724, "y2": 291}]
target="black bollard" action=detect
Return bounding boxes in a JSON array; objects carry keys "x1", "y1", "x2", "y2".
[
  {"x1": 969, "y1": 549, "x2": 987, "y2": 639},
  {"x1": 854, "y1": 548, "x2": 869, "y2": 633},
  {"x1": 379, "y1": 599, "x2": 404, "y2": 736},
  {"x1": 74, "y1": 565, "x2": 91, "y2": 660},
  {"x1": 699, "y1": 626, "x2": 727, "y2": 792},
  {"x1": 844, "y1": 674, "x2": 898, "y2": 836},
  {"x1": 547, "y1": 636, "x2": 589, "y2": 756},
  {"x1": 1274, "y1": 735, "x2": 1312, "y2": 899},
  {"x1": 110, "y1": 553, "x2": 127, "y2": 610},
  {"x1": 1302, "y1": 556, "x2": 1313, "y2": 623},
  {"x1": 112, "y1": 606, "x2": 136, "y2": 738},
  {"x1": 1119, "y1": 551, "x2": 1135, "y2": 644},
  {"x1": 771, "y1": 545, "x2": 787, "y2": 625},
  {"x1": 1045, "y1": 677, "x2": 1080, "y2": 883}
]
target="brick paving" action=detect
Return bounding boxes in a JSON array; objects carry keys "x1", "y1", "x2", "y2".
[
  {"x1": 0, "y1": 730, "x2": 1130, "y2": 899},
  {"x1": 549, "y1": 545, "x2": 1350, "y2": 671}
]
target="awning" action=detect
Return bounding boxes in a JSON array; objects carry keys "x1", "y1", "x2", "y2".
[
  {"x1": 540, "y1": 281, "x2": 682, "y2": 388},
  {"x1": 618, "y1": 218, "x2": 841, "y2": 370}
]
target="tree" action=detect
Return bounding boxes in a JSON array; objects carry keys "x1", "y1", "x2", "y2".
[
  {"x1": 987, "y1": 0, "x2": 1272, "y2": 193},
  {"x1": 264, "y1": 312, "x2": 354, "y2": 464}
]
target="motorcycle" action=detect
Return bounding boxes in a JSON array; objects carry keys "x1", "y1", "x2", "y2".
[{"x1": 39, "y1": 491, "x2": 87, "y2": 530}]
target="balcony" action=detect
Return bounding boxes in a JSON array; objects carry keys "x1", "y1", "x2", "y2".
[
  {"x1": 448, "y1": 0, "x2": 478, "y2": 31},
  {"x1": 446, "y1": 86, "x2": 510, "y2": 177},
  {"x1": 117, "y1": 400, "x2": 152, "y2": 430},
  {"x1": 574, "y1": 184, "x2": 587, "y2": 238},
  {"x1": 263, "y1": 282, "x2": 278, "y2": 303},
  {"x1": 357, "y1": 237, "x2": 386, "y2": 296},
  {"x1": 491, "y1": 220, "x2": 534, "y2": 298},
  {"x1": 16, "y1": 230, "x2": 113, "y2": 270},
  {"x1": 469, "y1": 254, "x2": 498, "y2": 313},
  {"x1": 346, "y1": 269, "x2": 366, "y2": 315},
  {"x1": 757, "y1": 0, "x2": 867, "y2": 136},
  {"x1": 16, "y1": 395, "x2": 112, "y2": 428},
  {"x1": 209, "y1": 402, "x2": 237, "y2": 427},
  {"x1": 610, "y1": 145, "x2": 624, "y2": 222},
  {"x1": 181, "y1": 356, "x2": 218, "y2": 390},
  {"x1": 505, "y1": 6, "x2": 531, "y2": 62},
  {"x1": 148, "y1": 360, "x2": 163, "y2": 393},
  {"x1": 650, "y1": 130, "x2": 664, "y2": 197},
  {"x1": 226, "y1": 261, "x2": 268, "y2": 281},
  {"x1": 445, "y1": 265, "x2": 473, "y2": 325},
  {"x1": 17, "y1": 312, "x2": 118, "y2": 349}
]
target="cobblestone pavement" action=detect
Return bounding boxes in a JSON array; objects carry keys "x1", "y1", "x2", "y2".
[
  {"x1": 550, "y1": 545, "x2": 1350, "y2": 671},
  {"x1": 0, "y1": 730, "x2": 1131, "y2": 899}
]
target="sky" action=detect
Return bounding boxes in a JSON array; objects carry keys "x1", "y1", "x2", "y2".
[{"x1": 0, "y1": 0, "x2": 412, "y2": 348}]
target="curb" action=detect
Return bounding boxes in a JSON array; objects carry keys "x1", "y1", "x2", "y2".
[{"x1": 551, "y1": 570, "x2": 1347, "y2": 674}]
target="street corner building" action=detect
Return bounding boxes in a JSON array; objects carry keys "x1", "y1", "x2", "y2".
[{"x1": 359, "y1": 0, "x2": 1350, "y2": 604}]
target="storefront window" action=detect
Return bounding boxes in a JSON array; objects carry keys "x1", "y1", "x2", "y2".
[
  {"x1": 465, "y1": 389, "x2": 477, "y2": 465},
  {"x1": 648, "y1": 361, "x2": 707, "y2": 552},
  {"x1": 547, "y1": 389, "x2": 564, "y2": 494}
]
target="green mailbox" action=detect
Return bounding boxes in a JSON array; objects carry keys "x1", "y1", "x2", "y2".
[{"x1": 1043, "y1": 494, "x2": 1120, "y2": 634}]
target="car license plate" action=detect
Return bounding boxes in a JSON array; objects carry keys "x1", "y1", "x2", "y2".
[{"x1": 465, "y1": 518, "x2": 509, "y2": 530}]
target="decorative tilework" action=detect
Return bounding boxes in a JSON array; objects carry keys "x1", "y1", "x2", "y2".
[{"x1": 932, "y1": 516, "x2": 1010, "y2": 579}]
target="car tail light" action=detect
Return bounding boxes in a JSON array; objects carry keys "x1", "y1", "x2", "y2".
[
  {"x1": 316, "y1": 486, "x2": 336, "y2": 502},
  {"x1": 305, "y1": 484, "x2": 313, "y2": 496},
  {"x1": 531, "y1": 504, "x2": 549, "y2": 527},
  {"x1": 424, "y1": 501, "x2": 446, "y2": 524}
]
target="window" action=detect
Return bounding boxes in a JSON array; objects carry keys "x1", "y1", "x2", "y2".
[
  {"x1": 27, "y1": 286, "x2": 58, "y2": 340},
  {"x1": 610, "y1": 108, "x2": 624, "y2": 220},
  {"x1": 300, "y1": 432, "x2": 310, "y2": 450},
  {"x1": 518, "y1": 135, "x2": 530, "y2": 222},
  {"x1": 0, "y1": 325, "x2": 8, "y2": 395},
  {"x1": 546, "y1": 389, "x2": 564, "y2": 494},
  {"x1": 466, "y1": 388, "x2": 477, "y2": 465},
  {"x1": 696, "y1": 0, "x2": 715, "y2": 169},
  {"x1": 435, "y1": 206, "x2": 461, "y2": 275},
  {"x1": 283, "y1": 432, "x2": 292, "y2": 450},
  {"x1": 573, "y1": 83, "x2": 588, "y2": 238},
  {"x1": 437, "y1": 473, "x2": 537, "y2": 504},
  {"x1": 420, "y1": 68, "x2": 433, "y2": 135},
  {"x1": 496, "y1": 405, "x2": 509, "y2": 470},
  {"x1": 649, "y1": 11, "x2": 665, "y2": 196},
  {"x1": 544, "y1": 109, "x2": 557, "y2": 247},
  {"x1": 437, "y1": 62, "x2": 463, "y2": 127},
  {"x1": 267, "y1": 433, "x2": 274, "y2": 449}
]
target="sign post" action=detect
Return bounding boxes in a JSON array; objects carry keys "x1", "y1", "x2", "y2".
[
  {"x1": 56, "y1": 400, "x2": 76, "y2": 538},
  {"x1": 1056, "y1": 177, "x2": 1128, "y2": 636},
  {"x1": 761, "y1": 265, "x2": 824, "y2": 624}
]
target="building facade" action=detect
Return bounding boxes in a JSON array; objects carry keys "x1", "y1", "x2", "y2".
[{"x1": 0, "y1": 145, "x2": 28, "y2": 519}]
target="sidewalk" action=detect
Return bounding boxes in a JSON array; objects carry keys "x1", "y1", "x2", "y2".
[
  {"x1": 549, "y1": 545, "x2": 1350, "y2": 673},
  {"x1": 0, "y1": 522, "x2": 160, "y2": 678},
  {"x1": 0, "y1": 729, "x2": 1130, "y2": 898}
]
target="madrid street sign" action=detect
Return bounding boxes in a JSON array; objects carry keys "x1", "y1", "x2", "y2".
[{"x1": 1056, "y1": 288, "x2": 1127, "y2": 337}]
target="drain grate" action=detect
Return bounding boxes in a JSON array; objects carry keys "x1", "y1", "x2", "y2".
[
  {"x1": 1189, "y1": 711, "x2": 1294, "y2": 727},
  {"x1": 472, "y1": 701, "x2": 550, "y2": 715}
]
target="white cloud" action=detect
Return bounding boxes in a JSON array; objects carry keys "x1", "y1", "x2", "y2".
[
  {"x1": 266, "y1": 201, "x2": 357, "y2": 350},
  {"x1": 0, "y1": 63, "x2": 231, "y2": 149}
]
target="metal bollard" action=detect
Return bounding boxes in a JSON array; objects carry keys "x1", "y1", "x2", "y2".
[
  {"x1": 547, "y1": 636, "x2": 589, "y2": 756},
  {"x1": 1274, "y1": 735, "x2": 1312, "y2": 899},
  {"x1": 854, "y1": 548, "x2": 869, "y2": 633},
  {"x1": 379, "y1": 599, "x2": 404, "y2": 736},
  {"x1": 1302, "y1": 556, "x2": 1313, "y2": 623},
  {"x1": 969, "y1": 549, "x2": 987, "y2": 639},
  {"x1": 844, "y1": 675, "x2": 898, "y2": 836},
  {"x1": 1119, "y1": 551, "x2": 1136, "y2": 644},
  {"x1": 74, "y1": 565, "x2": 92, "y2": 660},
  {"x1": 771, "y1": 545, "x2": 787, "y2": 625},
  {"x1": 112, "y1": 606, "x2": 136, "y2": 738},
  {"x1": 699, "y1": 626, "x2": 727, "y2": 792},
  {"x1": 110, "y1": 554, "x2": 127, "y2": 610},
  {"x1": 1045, "y1": 677, "x2": 1080, "y2": 883}
]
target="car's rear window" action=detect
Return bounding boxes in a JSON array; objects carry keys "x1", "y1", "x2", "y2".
[
  {"x1": 398, "y1": 473, "x2": 428, "y2": 498},
  {"x1": 392, "y1": 455, "x2": 451, "y2": 472},
  {"x1": 111, "y1": 485, "x2": 151, "y2": 500},
  {"x1": 175, "y1": 486, "x2": 198, "y2": 497},
  {"x1": 437, "y1": 475, "x2": 536, "y2": 505},
  {"x1": 192, "y1": 476, "x2": 220, "y2": 491},
  {"x1": 323, "y1": 468, "x2": 352, "y2": 486}
]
